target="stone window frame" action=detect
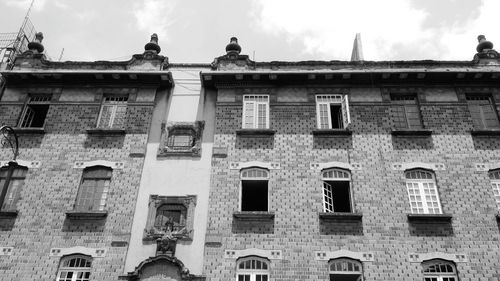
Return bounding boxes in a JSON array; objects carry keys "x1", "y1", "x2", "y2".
[
  {"x1": 328, "y1": 258, "x2": 364, "y2": 281},
  {"x1": 96, "y1": 94, "x2": 128, "y2": 129},
  {"x1": 55, "y1": 254, "x2": 92, "y2": 281},
  {"x1": 390, "y1": 93, "x2": 424, "y2": 130},
  {"x1": 0, "y1": 162, "x2": 28, "y2": 215},
  {"x1": 18, "y1": 94, "x2": 52, "y2": 128},
  {"x1": 73, "y1": 166, "x2": 112, "y2": 212},
  {"x1": 321, "y1": 168, "x2": 354, "y2": 213},
  {"x1": 405, "y1": 169, "x2": 443, "y2": 215},
  {"x1": 315, "y1": 94, "x2": 351, "y2": 129},
  {"x1": 236, "y1": 256, "x2": 270, "y2": 281},
  {"x1": 240, "y1": 167, "x2": 270, "y2": 212},
  {"x1": 488, "y1": 169, "x2": 500, "y2": 211},
  {"x1": 143, "y1": 195, "x2": 197, "y2": 241},
  {"x1": 422, "y1": 259, "x2": 458, "y2": 281},
  {"x1": 158, "y1": 121, "x2": 204, "y2": 157}
]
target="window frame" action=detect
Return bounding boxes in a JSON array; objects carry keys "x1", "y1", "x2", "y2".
[
  {"x1": 422, "y1": 259, "x2": 458, "y2": 281},
  {"x1": 74, "y1": 166, "x2": 112, "y2": 212},
  {"x1": 18, "y1": 94, "x2": 52, "y2": 128},
  {"x1": 405, "y1": 169, "x2": 443, "y2": 215},
  {"x1": 322, "y1": 168, "x2": 354, "y2": 213},
  {"x1": 56, "y1": 255, "x2": 92, "y2": 281},
  {"x1": 315, "y1": 94, "x2": 351, "y2": 129},
  {"x1": 0, "y1": 163, "x2": 28, "y2": 212},
  {"x1": 328, "y1": 258, "x2": 364, "y2": 281},
  {"x1": 236, "y1": 256, "x2": 270, "y2": 281},
  {"x1": 390, "y1": 94, "x2": 423, "y2": 129},
  {"x1": 488, "y1": 170, "x2": 500, "y2": 211},
  {"x1": 96, "y1": 95, "x2": 128, "y2": 129},
  {"x1": 240, "y1": 167, "x2": 270, "y2": 212},
  {"x1": 466, "y1": 94, "x2": 500, "y2": 129},
  {"x1": 242, "y1": 95, "x2": 270, "y2": 129}
]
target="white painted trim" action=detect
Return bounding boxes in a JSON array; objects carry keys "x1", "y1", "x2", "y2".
[
  {"x1": 230, "y1": 161, "x2": 280, "y2": 170},
  {"x1": 0, "y1": 247, "x2": 13, "y2": 256},
  {"x1": 476, "y1": 162, "x2": 500, "y2": 171},
  {"x1": 49, "y1": 247, "x2": 107, "y2": 258},
  {"x1": 310, "y1": 161, "x2": 354, "y2": 171},
  {"x1": 0, "y1": 160, "x2": 41, "y2": 168},
  {"x1": 408, "y1": 252, "x2": 468, "y2": 263},
  {"x1": 73, "y1": 160, "x2": 124, "y2": 169},
  {"x1": 224, "y1": 248, "x2": 282, "y2": 260},
  {"x1": 392, "y1": 162, "x2": 446, "y2": 171},
  {"x1": 314, "y1": 249, "x2": 375, "y2": 262}
]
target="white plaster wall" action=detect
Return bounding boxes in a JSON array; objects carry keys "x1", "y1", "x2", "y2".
[{"x1": 124, "y1": 68, "x2": 213, "y2": 275}]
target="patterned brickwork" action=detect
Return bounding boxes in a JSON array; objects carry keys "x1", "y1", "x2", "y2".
[
  {"x1": 204, "y1": 91, "x2": 500, "y2": 281},
  {"x1": 0, "y1": 98, "x2": 153, "y2": 280}
]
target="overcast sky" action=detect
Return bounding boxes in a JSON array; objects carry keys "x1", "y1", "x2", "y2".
[{"x1": 1, "y1": 0, "x2": 498, "y2": 63}]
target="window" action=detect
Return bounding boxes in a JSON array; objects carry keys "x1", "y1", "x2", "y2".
[
  {"x1": 236, "y1": 256, "x2": 269, "y2": 281},
  {"x1": 154, "y1": 204, "x2": 187, "y2": 232},
  {"x1": 240, "y1": 168, "x2": 269, "y2": 211},
  {"x1": 391, "y1": 94, "x2": 423, "y2": 129},
  {"x1": 322, "y1": 168, "x2": 353, "y2": 213},
  {"x1": 422, "y1": 259, "x2": 458, "y2": 281},
  {"x1": 466, "y1": 95, "x2": 499, "y2": 129},
  {"x1": 167, "y1": 129, "x2": 195, "y2": 150},
  {"x1": 329, "y1": 258, "x2": 363, "y2": 281},
  {"x1": 242, "y1": 95, "x2": 269, "y2": 129},
  {"x1": 488, "y1": 170, "x2": 500, "y2": 210},
  {"x1": 74, "y1": 166, "x2": 112, "y2": 211},
  {"x1": 405, "y1": 169, "x2": 442, "y2": 214},
  {"x1": 19, "y1": 94, "x2": 51, "y2": 128},
  {"x1": 316, "y1": 95, "x2": 351, "y2": 129},
  {"x1": 97, "y1": 95, "x2": 128, "y2": 129},
  {"x1": 56, "y1": 255, "x2": 92, "y2": 281},
  {"x1": 0, "y1": 164, "x2": 27, "y2": 211}
]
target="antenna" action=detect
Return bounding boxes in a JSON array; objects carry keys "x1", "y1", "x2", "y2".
[
  {"x1": 253, "y1": 50, "x2": 255, "y2": 61},
  {"x1": 58, "y1": 48, "x2": 64, "y2": 61}
]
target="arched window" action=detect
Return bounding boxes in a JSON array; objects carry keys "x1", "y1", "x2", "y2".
[
  {"x1": 322, "y1": 168, "x2": 353, "y2": 213},
  {"x1": 422, "y1": 259, "x2": 458, "y2": 281},
  {"x1": 405, "y1": 169, "x2": 442, "y2": 214},
  {"x1": 0, "y1": 164, "x2": 28, "y2": 211},
  {"x1": 329, "y1": 258, "x2": 363, "y2": 281},
  {"x1": 488, "y1": 170, "x2": 500, "y2": 210},
  {"x1": 240, "y1": 168, "x2": 269, "y2": 212},
  {"x1": 75, "y1": 166, "x2": 112, "y2": 211},
  {"x1": 236, "y1": 256, "x2": 270, "y2": 281},
  {"x1": 56, "y1": 255, "x2": 92, "y2": 281}
]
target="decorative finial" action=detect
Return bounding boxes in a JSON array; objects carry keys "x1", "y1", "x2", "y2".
[
  {"x1": 27, "y1": 32, "x2": 44, "y2": 53},
  {"x1": 476, "y1": 35, "x2": 494, "y2": 53},
  {"x1": 144, "y1": 33, "x2": 161, "y2": 54},
  {"x1": 225, "y1": 37, "x2": 241, "y2": 55}
]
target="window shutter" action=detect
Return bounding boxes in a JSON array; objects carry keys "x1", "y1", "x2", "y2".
[
  {"x1": 341, "y1": 95, "x2": 351, "y2": 129},
  {"x1": 468, "y1": 104, "x2": 483, "y2": 128},
  {"x1": 112, "y1": 105, "x2": 127, "y2": 128},
  {"x1": 93, "y1": 179, "x2": 108, "y2": 211},
  {"x1": 76, "y1": 180, "x2": 96, "y2": 211},
  {"x1": 405, "y1": 105, "x2": 423, "y2": 129},
  {"x1": 481, "y1": 104, "x2": 499, "y2": 128},
  {"x1": 257, "y1": 103, "x2": 267, "y2": 129},
  {"x1": 392, "y1": 106, "x2": 407, "y2": 128},
  {"x1": 243, "y1": 101, "x2": 255, "y2": 129},
  {"x1": 2, "y1": 179, "x2": 22, "y2": 210},
  {"x1": 98, "y1": 105, "x2": 113, "y2": 128},
  {"x1": 318, "y1": 103, "x2": 330, "y2": 129},
  {"x1": 323, "y1": 182, "x2": 334, "y2": 212}
]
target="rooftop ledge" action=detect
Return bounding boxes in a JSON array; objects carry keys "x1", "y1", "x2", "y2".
[
  {"x1": 407, "y1": 213, "x2": 452, "y2": 222},
  {"x1": 233, "y1": 211, "x2": 275, "y2": 221}
]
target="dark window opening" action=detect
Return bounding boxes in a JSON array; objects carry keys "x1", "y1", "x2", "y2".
[
  {"x1": 326, "y1": 181, "x2": 351, "y2": 212},
  {"x1": 330, "y1": 104, "x2": 343, "y2": 129},
  {"x1": 20, "y1": 104, "x2": 49, "y2": 128},
  {"x1": 329, "y1": 274, "x2": 362, "y2": 281},
  {"x1": 154, "y1": 204, "x2": 186, "y2": 232},
  {"x1": 241, "y1": 180, "x2": 268, "y2": 211}
]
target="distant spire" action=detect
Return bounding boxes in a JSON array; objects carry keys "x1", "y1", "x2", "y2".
[{"x1": 351, "y1": 33, "x2": 364, "y2": 61}]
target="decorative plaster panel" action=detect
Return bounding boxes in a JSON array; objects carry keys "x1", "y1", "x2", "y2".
[
  {"x1": 49, "y1": 246, "x2": 107, "y2": 258},
  {"x1": 230, "y1": 161, "x2": 281, "y2": 170},
  {"x1": 392, "y1": 162, "x2": 446, "y2": 171},
  {"x1": 73, "y1": 160, "x2": 124, "y2": 169},
  {"x1": 314, "y1": 249, "x2": 375, "y2": 262},
  {"x1": 224, "y1": 248, "x2": 282, "y2": 260},
  {"x1": 0, "y1": 160, "x2": 41, "y2": 168},
  {"x1": 408, "y1": 252, "x2": 468, "y2": 263}
]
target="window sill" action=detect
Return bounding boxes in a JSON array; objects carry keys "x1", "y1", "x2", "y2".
[
  {"x1": 0, "y1": 210, "x2": 18, "y2": 218},
  {"x1": 12, "y1": 127, "x2": 45, "y2": 134},
  {"x1": 319, "y1": 212, "x2": 363, "y2": 221},
  {"x1": 86, "y1": 128, "x2": 126, "y2": 135},
  {"x1": 407, "y1": 213, "x2": 452, "y2": 222},
  {"x1": 65, "y1": 210, "x2": 108, "y2": 219},
  {"x1": 312, "y1": 129, "x2": 352, "y2": 136},
  {"x1": 391, "y1": 129, "x2": 432, "y2": 137},
  {"x1": 157, "y1": 147, "x2": 201, "y2": 158},
  {"x1": 236, "y1": 129, "x2": 276, "y2": 136},
  {"x1": 470, "y1": 129, "x2": 500, "y2": 136},
  {"x1": 233, "y1": 211, "x2": 275, "y2": 221}
]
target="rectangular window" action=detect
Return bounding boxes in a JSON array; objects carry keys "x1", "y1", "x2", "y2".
[
  {"x1": 0, "y1": 165, "x2": 27, "y2": 211},
  {"x1": 19, "y1": 95, "x2": 51, "y2": 128},
  {"x1": 323, "y1": 181, "x2": 352, "y2": 213},
  {"x1": 97, "y1": 95, "x2": 128, "y2": 129},
  {"x1": 316, "y1": 95, "x2": 350, "y2": 129},
  {"x1": 391, "y1": 95, "x2": 423, "y2": 129},
  {"x1": 242, "y1": 95, "x2": 269, "y2": 129},
  {"x1": 466, "y1": 95, "x2": 499, "y2": 129},
  {"x1": 75, "y1": 167, "x2": 112, "y2": 211}
]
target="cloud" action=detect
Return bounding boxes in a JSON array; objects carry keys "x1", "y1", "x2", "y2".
[
  {"x1": 251, "y1": 0, "x2": 499, "y2": 61},
  {"x1": 4, "y1": 0, "x2": 68, "y2": 11},
  {"x1": 133, "y1": 0, "x2": 178, "y2": 42}
]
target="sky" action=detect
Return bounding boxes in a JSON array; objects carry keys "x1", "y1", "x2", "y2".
[{"x1": 0, "y1": 0, "x2": 499, "y2": 63}]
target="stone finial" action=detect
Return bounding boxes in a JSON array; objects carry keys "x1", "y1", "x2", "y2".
[
  {"x1": 476, "y1": 35, "x2": 494, "y2": 52},
  {"x1": 225, "y1": 37, "x2": 241, "y2": 55},
  {"x1": 144, "y1": 33, "x2": 161, "y2": 54},
  {"x1": 27, "y1": 32, "x2": 44, "y2": 53}
]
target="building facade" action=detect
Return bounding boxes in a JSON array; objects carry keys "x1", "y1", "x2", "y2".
[{"x1": 1, "y1": 33, "x2": 500, "y2": 281}]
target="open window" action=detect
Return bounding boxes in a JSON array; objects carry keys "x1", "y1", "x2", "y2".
[
  {"x1": 391, "y1": 94, "x2": 423, "y2": 129},
  {"x1": 74, "y1": 166, "x2": 112, "y2": 212},
  {"x1": 316, "y1": 95, "x2": 350, "y2": 129},
  {"x1": 19, "y1": 94, "x2": 51, "y2": 128},
  {"x1": 154, "y1": 204, "x2": 187, "y2": 233},
  {"x1": 322, "y1": 168, "x2": 353, "y2": 213},
  {"x1": 422, "y1": 259, "x2": 458, "y2": 281},
  {"x1": 242, "y1": 95, "x2": 269, "y2": 129},
  {"x1": 329, "y1": 258, "x2": 363, "y2": 281},
  {"x1": 488, "y1": 170, "x2": 500, "y2": 211},
  {"x1": 0, "y1": 163, "x2": 27, "y2": 212},
  {"x1": 240, "y1": 168, "x2": 269, "y2": 212},
  {"x1": 405, "y1": 169, "x2": 442, "y2": 214},
  {"x1": 236, "y1": 256, "x2": 270, "y2": 281},
  {"x1": 56, "y1": 255, "x2": 92, "y2": 281},
  {"x1": 466, "y1": 95, "x2": 500, "y2": 129},
  {"x1": 97, "y1": 95, "x2": 128, "y2": 129}
]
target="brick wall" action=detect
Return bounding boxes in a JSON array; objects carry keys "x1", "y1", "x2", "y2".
[{"x1": 204, "y1": 89, "x2": 500, "y2": 281}]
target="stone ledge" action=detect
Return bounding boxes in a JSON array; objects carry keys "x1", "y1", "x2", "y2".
[
  {"x1": 0, "y1": 210, "x2": 18, "y2": 218},
  {"x1": 391, "y1": 129, "x2": 432, "y2": 137},
  {"x1": 12, "y1": 127, "x2": 45, "y2": 134},
  {"x1": 407, "y1": 213, "x2": 452, "y2": 222},
  {"x1": 65, "y1": 210, "x2": 108, "y2": 219},
  {"x1": 470, "y1": 129, "x2": 500, "y2": 136},
  {"x1": 312, "y1": 129, "x2": 352, "y2": 136},
  {"x1": 319, "y1": 212, "x2": 363, "y2": 221},
  {"x1": 86, "y1": 128, "x2": 126, "y2": 135},
  {"x1": 236, "y1": 129, "x2": 276, "y2": 136},
  {"x1": 233, "y1": 211, "x2": 275, "y2": 221}
]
